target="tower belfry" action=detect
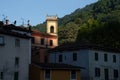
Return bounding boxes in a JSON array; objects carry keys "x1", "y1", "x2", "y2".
[{"x1": 46, "y1": 15, "x2": 58, "y2": 36}]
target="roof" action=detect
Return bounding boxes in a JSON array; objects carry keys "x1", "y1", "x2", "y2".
[
  {"x1": 32, "y1": 30, "x2": 57, "y2": 39},
  {"x1": 1, "y1": 24, "x2": 31, "y2": 32},
  {"x1": 32, "y1": 63, "x2": 84, "y2": 70},
  {"x1": 0, "y1": 24, "x2": 31, "y2": 39},
  {"x1": 49, "y1": 43, "x2": 120, "y2": 53}
]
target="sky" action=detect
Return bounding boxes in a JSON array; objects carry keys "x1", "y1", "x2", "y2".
[{"x1": 0, "y1": 0, "x2": 98, "y2": 26}]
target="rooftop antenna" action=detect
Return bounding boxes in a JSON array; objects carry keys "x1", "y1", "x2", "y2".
[
  {"x1": 21, "y1": 18, "x2": 25, "y2": 26},
  {"x1": 27, "y1": 20, "x2": 32, "y2": 31},
  {"x1": 2, "y1": 14, "x2": 7, "y2": 24}
]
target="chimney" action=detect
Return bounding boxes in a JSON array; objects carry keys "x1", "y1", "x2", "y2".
[{"x1": 5, "y1": 19, "x2": 9, "y2": 25}]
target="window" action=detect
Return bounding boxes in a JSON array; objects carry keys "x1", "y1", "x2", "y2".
[
  {"x1": 0, "y1": 72, "x2": 3, "y2": 79},
  {"x1": 64, "y1": 56, "x2": 66, "y2": 60},
  {"x1": 104, "y1": 69, "x2": 109, "y2": 80},
  {"x1": 45, "y1": 70, "x2": 50, "y2": 80},
  {"x1": 114, "y1": 69, "x2": 118, "y2": 78},
  {"x1": 31, "y1": 37, "x2": 35, "y2": 44},
  {"x1": 49, "y1": 40, "x2": 53, "y2": 46},
  {"x1": 0, "y1": 36, "x2": 4, "y2": 45},
  {"x1": 113, "y1": 55, "x2": 116, "y2": 63},
  {"x1": 35, "y1": 52, "x2": 39, "y2": 55},
  {"x1": 95, "y1": 52, "x2": 98, "y2": 61},
  {"x1": 95, "y1": 68, "x2": 100, "y2": 77},
  {"x1": 44, "y1": 56, "x2": 48, "y2": 63},
  {"x1": 41, "y1": 38, "x2": 45, "y2": 45},
  {"x1": 50, "y1": 26, "x2": 54, "y2": 33},
  {"x1": 71, "y1": 70, "x2": 76, "y2": 80},
  {"x1": 104, "y1": 54, "x2": 108, "y2": 62},
  {"x1": 73, "y1": 53, "x2": 77, "y2": 61},
  {"x1": 15, "y1": 57, "x2": 19, "y2": 66},
  {"x1": 15, "y1": 39, "x2": 20, "y2": 47},
  {"x1": 14, "y1": 72, "x2": 19, "y2": 80},
  {"x1": 59, "y1": 55, "x2": 62, "y2": 62}
]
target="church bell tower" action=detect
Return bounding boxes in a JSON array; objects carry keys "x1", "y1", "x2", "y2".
[{"x1": 46, "y1": 15, "x2": 58, "y2": 36}]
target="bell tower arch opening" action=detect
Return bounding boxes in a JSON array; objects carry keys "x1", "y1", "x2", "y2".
[{"x1": 50, "y1": 26, "x2": 54, "y2": 33}]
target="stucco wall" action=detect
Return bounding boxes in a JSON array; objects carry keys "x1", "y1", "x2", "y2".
[
  {"x1": 29, "y1": 65, "x2": 81, "y2": 80},
  {"x1": 88, "y1": 50, "x2": 120, "y2": 80},
  {"x1": 33, "y1": 35, "x2": 58, "y2": 48},
  {"x1": 50, "y1": 49, "x2": 120, "y2": 80},
  {"x1": 0, "y1": 34, "x2": 31, "y2": 80},
  {"x1": 50, "y1": 50, "x2": 89, "y2": 79},
  {"x1": 47, "y1": 20, "x2": 58, "y2": 35},
  {"x1": 51, "y1": 70, "x2": 70, "y2": 80}
]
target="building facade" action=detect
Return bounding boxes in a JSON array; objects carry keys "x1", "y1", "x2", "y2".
[
  {"x1": 0, "y1": 24, "x2": 31, "y2": 80},
  {"x1": 29, "y1": 63, "x2": 82, "y2": 80},
  {"x1": 31, "y1": 15, "x2": 58, "y2": 63},
  {"x1": 50, "y1": 44, "x2": 120, "y2": 80}
]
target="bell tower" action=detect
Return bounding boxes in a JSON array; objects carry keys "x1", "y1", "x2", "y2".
[
  {"x1": 46, "y1": 15, "x2": 58, "y2": 36},
  {"x1": 46, "y1": 15, "x2": 58, "y2": 47}
]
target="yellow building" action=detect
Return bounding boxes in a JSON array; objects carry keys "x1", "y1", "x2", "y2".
[{"x1": 29, "y1": 63, "x2": 83, "y2": 80}]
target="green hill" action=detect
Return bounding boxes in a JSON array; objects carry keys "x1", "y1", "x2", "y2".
[{"x1": 33, "y1": 0, "x2": 120, "y2": 49}]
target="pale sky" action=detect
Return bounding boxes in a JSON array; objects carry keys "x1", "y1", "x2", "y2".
[{"x1": 0, "y1": 0, "x2": 98, "y2": 26}]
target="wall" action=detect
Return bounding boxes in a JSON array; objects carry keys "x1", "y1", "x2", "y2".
[
  {"x1": 29, "y1": 64, "x2": 81, "y2": 80},
  {"x1": 0, "y1": 34, "x2": 31, "y2": 80},
  {"x1": 88, "y1": 50, "x2": 120, "y2": 80},
  {"x1": 33, "y1": 35, "x2": 57, "y2": 48},
  {"x1": 47, "y1": 20, "x2": 58, "y2": 35},
  {"x1": 50, "y1": 49, "x2": 89, "y2": 79},
  {"x1": 52, "y1": 70, "x2": 70, "y2": 80},
  {"x1": 50, "y1": 49, "x2": 120, "y2": 80},
  {"x1": 32, "y1": 33, "x2": 58, "y2": 63},
  {"x1": 29, "y1": 64, "x2": 44, "y2": 80},
  {"x1": 32, "y1": 48, "x2": 49, "y2": 63},
  {"x1": 51, "y1": 70, "x2": 81, "y2": 80}
]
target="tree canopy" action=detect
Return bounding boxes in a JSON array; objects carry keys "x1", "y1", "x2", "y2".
[{"x1": 33, "y1": 0, "x2": 120, "y2": 49}]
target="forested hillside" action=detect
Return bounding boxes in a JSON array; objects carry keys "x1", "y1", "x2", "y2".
[{"x1": 33, "y1": 0, "x2": 120, "y2": 49}]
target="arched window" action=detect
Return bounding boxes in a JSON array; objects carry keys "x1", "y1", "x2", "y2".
[{"x1": 50, "y1": 26, "x2": 54, "y2": 33}]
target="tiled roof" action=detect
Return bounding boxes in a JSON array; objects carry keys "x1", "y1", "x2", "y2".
[
  {"x1": 32, "y1": 63, "x2": 84, "y2": 70},
  {"x1": 32, "y1": 30, "x2": 57, "y2": 38},
  {"x1": 1, "y1": 24, "x2": 31, "y2": 32},
  {"x1": 0, "y1": 24, "x2": 31, "y2": 39},
  {"x1": 49, "y1": 43, "x2": 120, "y2": 53},
  {"x1": 0, "y1": 30, "x2": 31, "y2": 39}
]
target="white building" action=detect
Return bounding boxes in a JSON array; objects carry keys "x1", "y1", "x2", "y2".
[
  {"x1": 0, "y1": 24, "x2": 31, "y2": 80},
  {"x1": 50, "y1": 43, "x2": 120, "y2": 80}
]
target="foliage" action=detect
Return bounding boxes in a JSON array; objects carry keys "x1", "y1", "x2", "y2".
[
  {"x1": 58, "y1": 22, "x2": 79, "y2": 44},
  {"x1": 77, "y1": 20, "x2": 120, "y2": 49},
  {"x1": 32, "y1": 22, "x2": 46, "y2": 32},
  {"x1": 33, "y1": 0, "x2": 120, "y2": 49}
]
